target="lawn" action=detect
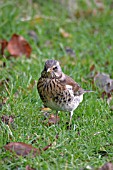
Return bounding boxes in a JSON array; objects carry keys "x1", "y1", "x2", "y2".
[{"x1": 0, "y1": 0, "x2": 113, "y2": 169}]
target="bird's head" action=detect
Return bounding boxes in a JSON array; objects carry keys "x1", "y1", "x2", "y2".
[{"x1": 41, "y1": 59, "x2": 62, "y2": 78}]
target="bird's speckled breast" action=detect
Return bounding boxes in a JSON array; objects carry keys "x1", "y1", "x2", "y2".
[{"x1": 37, "y1": 77, "x2": 83, "y2": 112}]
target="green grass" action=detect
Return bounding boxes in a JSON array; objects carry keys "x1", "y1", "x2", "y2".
[{"x1": 1, "y1": 0, "x2": 113, "y2": 169}]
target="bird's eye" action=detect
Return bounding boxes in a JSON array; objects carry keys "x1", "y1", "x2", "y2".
[{"x1": 53, "y1": 66, "x2": 58, "y2": 70}]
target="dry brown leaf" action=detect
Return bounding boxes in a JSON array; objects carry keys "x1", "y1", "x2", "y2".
[
  {"x1": 26, "y1": 165, "x2": 36, "y2": 170},
  {"x1": 4, "y1": 141, "x2": 54, "y2": 157},
  {"x1": 0, "y1": 39, "x2": 8, "y2": 55},
  {"x1": 101, "y1": 91, "x2": 107, "y2": 100},
  {"x1": 7, "y1": 34, "x2": 32, "y2": 58},
  {"x1": 86, "y1": 64, "x2": 97, "y2": 80},
  {"x1": 94, "y1": 0, "x2": 105, "y2": 11},
  {"x1": 90, "y1": 64, "x2": 95, "y2": 72},
  {"x1": 104, "y1": 61, "x2": 110, "y2": 67},
  {"x1": 43, "y1": 144, "x2": 52, "y2": 151},
  {"x1": 1, "y1": 115, "x2": 14, "y2": 125},
  {"x1": 2, "y1": 97, "x2": 9, "y2": 104},
  {"x1": 99, "y1": 162, "x2": 113, "y2": 170},
  {"x1": 48, "y1": 114, "x2": 60, "y2": 125},
  {"x1": 94, "y1": 73, "x2": 113, "y2": 107},
  {"x1": 101, "y1": 90, "x2": 113, "y2": 109},
  {"x1": 41, "y1": 107, "x2": 51, "y2": 112},
  {"x1": 4, "y1": 142, "x2": 40, "y2": 157},
  {"x1": 59, "y1": 28, "x2": 71, "y2": 38}
]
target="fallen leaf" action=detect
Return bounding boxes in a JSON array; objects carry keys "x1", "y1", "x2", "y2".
[
  {"x1": 101, "y1": 91, "x2": 111, "y2": 100},
  {"x1": 104, "y1": 61, "x2": 110, "y2": 67},
  {"x1": 90, "y1": 64, "x2": 95, "y2": 72},
  {"x1": 0, "y1": 40, "x2": 8, "y2": 55},
  {"x1": 28, "y1": 30, "x2": 39, "y2": 44},
  {"x1": 94, "y1": 73, "x2": 113, "y2": 107},
  {"x1": 42, "y1": 134, "x2": 58, "y2": 150},
  {"x1": 59, "y1": 28, "x2": 71, "y2": 38},
  {"x1": 7, "y1": 34, "x2": 32, "y2": 58},
  {"x1": 56, "y1": 134, "x2": 59, "y2": 139},
  {"x1": 43, "y1": 144, "x2": 52, "y2": 151},
  {"x1": 2, "y1": 97, "x2": 9, "y2": 104},
  {"x1": 1, "y1": 115, "x2": 14, "y2": 125},
  {"x1": 65, "y1": 47, "x2": 76, "y2": 57},
  {"x1": 41, "y1": 107, "x2": 51, "y2": 112},
  {"x1": 41, "y1": 107, "x2": 51, "y2": 119},
  {"x1": 48, "y1": 114, "x2": 60, "y2": 125},
  {"x1": 87, "y1": 65, "x2": 97, "y2": 79},
  {"x1": 94, "y1": 0, "x2": 105, "y2": 11},
  {"x1": 94, "y1": 73, "x2": 113, "y2": 93},
  {"x1": 26, "y1": 165, "x2": 36, "y2": 170},
  {"x1": 4, "y1": 140, "x2": 54, "y2": 157},
  {"x1": 99, "y1": 162, "x2": 113, "y2": 170},
  {"x1": 82, "y1": 162, "x2": 113, "y2": 170},
  {"x1": 4, "y1": 142, "x2": 40, "y2": 157},
  {"x1": 77, "y1": 130, "x2": 80, "y2": 136}
]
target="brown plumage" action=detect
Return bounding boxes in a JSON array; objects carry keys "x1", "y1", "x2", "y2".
[{"x1": 37, "y1": 59, "x2": 93, "y2": 124}]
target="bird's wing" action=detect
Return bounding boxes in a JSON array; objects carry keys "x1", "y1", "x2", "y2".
[{"x1": 59, "y1": 74, "x2": 84, "y2": 95}]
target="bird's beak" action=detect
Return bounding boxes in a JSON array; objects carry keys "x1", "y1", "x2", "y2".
[{"x1": 47, "y1": 68, "x2": 53, "y2": 73}]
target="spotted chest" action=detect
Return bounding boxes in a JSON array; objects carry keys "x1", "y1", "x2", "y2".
[{"x1": 37, "y1": 78, "x2": 83, "y2": 111}]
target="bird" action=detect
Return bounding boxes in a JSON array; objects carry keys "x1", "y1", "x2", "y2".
[{"x1": 37, "y1": 59, "x2": 93, "y2": 125}]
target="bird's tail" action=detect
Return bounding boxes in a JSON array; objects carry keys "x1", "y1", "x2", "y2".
[
  {"x1": 84, "y1": 90, "x2": 95, "y2": 93},
  {"x1": 77, "y1": 88, "x2": 95, "y2": 95}
]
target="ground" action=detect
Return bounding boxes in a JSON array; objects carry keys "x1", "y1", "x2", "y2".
[{"x1": 0, "y1": 0, "x2": 113, "y2": 169}]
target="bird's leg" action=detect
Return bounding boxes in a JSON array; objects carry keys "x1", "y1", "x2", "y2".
[
  {"x1": 69, "y1": 111, "x2": 73, "y2": 126},
  {"x1": 55, "y1": 111, "x2": 58, "y2": 124}
]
